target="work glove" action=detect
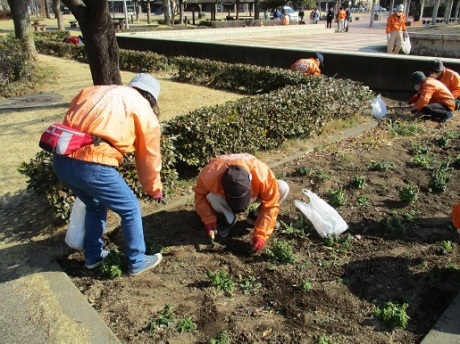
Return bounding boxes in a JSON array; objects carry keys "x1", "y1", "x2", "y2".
[
  {"x1": 403, "y1": 31, "x2": 409, "y2": 39},
  {"x1": 387, "y1": 33, "x2": 391, "y2": 40},
  {"x1": 151, "y1": 192, "x2": 168, "y2": 204},
  {"x1": 408, "y1": 94, "x2": 419, "y2": 104},
  {"x1": 205, "y1": 222, "x2": 217, "y2": 238},
  {"x1": 251, "y1": 237, "x2": 266, "y2": 253}
]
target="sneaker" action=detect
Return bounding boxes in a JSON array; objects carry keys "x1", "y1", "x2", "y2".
[
  {"x1": 217, "y1": 215, "x2": 236, "y2": 238},
  {"x1": 129, "y1": 253, "x2": 163, "y2": 276},
  {"x1": 85, "y1": 249, "x2": 110, "y2": 270},
  {"x1": 440, "y1": 112, "x2": 453, "y2": 123}
]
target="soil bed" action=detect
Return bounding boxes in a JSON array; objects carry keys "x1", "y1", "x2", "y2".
[{"x1": 58, "y1": 110, "x2": 460, "y2": 344}]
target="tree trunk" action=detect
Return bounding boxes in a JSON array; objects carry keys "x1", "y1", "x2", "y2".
[
  {"x1": 254, "y1": 0, "x2": 260, "y2": 19},
  {"x1": 146, "y1": 0, "x2": 151, "y2": 24},
  {"x1": 431, "y1": 0, "x2": 441, "y2": 25},
  {"x1": 52, "y1": 0, "x2": 65, "y2": 30},
  {"x1": 61, "y1": 0, "x2": 121, "y2": 86},
  {"x1": 7, "y1": 0, "x2": 37, "y2": 57},
  {"x1": 133, "y1": 0, "x2": 139, "y2": 20},
  {"x1": 444, "y1": 0, "x2": 454, "y2": 22},
  {"x1": 455, "y1": 0, "x2": 460, "y2": 21},
  {"x1": 162, "y1": 0, "x2": 171, "y2": 25},
  {"x1": 420, "y1": 0, "x2": 425, "y2": 21}
]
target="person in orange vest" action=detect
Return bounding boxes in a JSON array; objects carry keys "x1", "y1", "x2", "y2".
[
  {"x1": 53, "y1": 73, "x2": 164, "y2": 276},
  {"x1": 194, "y1": 153, "x2": 290, "y2": 253},
  {"x1": 290, "y1": 52, "x2": 324, "y2": 75},
  {"x1": 386, "y1": 5, "x2": 408, "y2": 54},
  {"x1": 452, "y1": 203, "x2": 460, "y2": 235},
  {"x1": 281, "y1": 9, "x2": 290, "y2": 25},
  {"x1": 336, "y1": 7, "x2": 347, "y2": 32},
  {"x1": 409, "y1": 71, "x2": 455, "y2": 123},
  {"x1": 427, "y1": 59, "x2": 460, "y2": 109}
]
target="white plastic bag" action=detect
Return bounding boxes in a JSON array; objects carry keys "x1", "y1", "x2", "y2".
[
  {"x1": 370, "y1": 94, "x2": 387, "y2": 120},
  {"x1": 65, "y1": 197, "x2": 86, "y2": 250},
  {"x1": 295, "y1": 189, "x2": 348, "y2": 238},
  {"x1": 401, "y1": 34, "x2": 411, "y2": 55}
]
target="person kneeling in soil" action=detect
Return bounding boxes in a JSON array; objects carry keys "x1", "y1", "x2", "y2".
[
  {"x1": 452, "y1": 203, "x2": 460, "y2": 235},
  {"x1": 290, "y1": 52, "x2": 324, "y2": 76},
  {"x1": 53, "y1": 73, "x2": 164, "y2": 276},
  {"x1": 409, "y1": 71, "x2": 455, "y2": 123},
  {"x1": 427, "y1": 59, "x2": 460, "y2": 110},
  {"x1": 194, "y1": 153, "x2": 290, "y2": 253}
]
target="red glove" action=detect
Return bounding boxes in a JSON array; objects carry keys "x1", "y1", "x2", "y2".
[
  {"x1": 251, "y1": 237, "x2": 266, "y2": 252},
  {"x1": 408, "y1": 94, "x2": 419, "y2": 104},
  {"x1": 205, "y1": 222, "x2": 217, "y2": 237}
]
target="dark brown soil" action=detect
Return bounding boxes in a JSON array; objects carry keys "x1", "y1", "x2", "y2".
[{"x1": 56, "y1": 104, "x2": 460, "y2": 344}]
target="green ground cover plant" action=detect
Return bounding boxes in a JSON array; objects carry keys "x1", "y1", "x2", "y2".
[{"x1": 375, "y1": 301, "x2": 410, "y2": 329}]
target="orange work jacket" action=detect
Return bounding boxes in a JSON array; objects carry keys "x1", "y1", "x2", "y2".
[
  {"x1": 64, "y1": 85, "x2": 162, "y2": 197},
  {"x1": 413, "y1": 77, "x2": 455, "y2": 111},
  {"x1": 337, "y1": 10, "x2": 346, "y2": 20},
  {"x1": 438, "y1": 68, "x2": 460, "y2": 99},
  {"x1": 194, "y1": 153, "x2": 280, "y2": 241},
  {"x1": 386, "y1": 12, "x2": 406, "y2": 33},
  {"x1": 290, "y1": 58, "x2": 321, "y2": 75}
]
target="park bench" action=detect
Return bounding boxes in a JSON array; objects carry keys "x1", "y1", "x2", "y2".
[{"x1": 69, "y1": 20, "x2": 78, "y2": 27}]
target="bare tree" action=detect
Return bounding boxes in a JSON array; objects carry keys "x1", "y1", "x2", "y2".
[
  {"x1": 7, "y1": 0, "x2": 37, "y2": 56},
  {"x1": 52, "y1": 0, "x2": 65, "y2": 30},
  {"x1": 61, "y1": 0, "x2": 121, "y2": 85}
]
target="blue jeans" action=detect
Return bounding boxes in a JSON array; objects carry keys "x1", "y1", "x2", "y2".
[{"x1": 53, "y1": 155, "x2": 146, "y2": 269}]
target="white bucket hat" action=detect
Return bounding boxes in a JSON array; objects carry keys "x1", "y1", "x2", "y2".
[{"x1": 128, "y1": 73, "x2": 160, "y2": 101}]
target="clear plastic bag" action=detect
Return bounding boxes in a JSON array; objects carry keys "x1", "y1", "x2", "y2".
[
  {"x1": 295, "y1": 189, "x2": 348, "y2": 238},
  {"x1": 371, "y1": 94, "x2": 387, "y2": 120},
  {"x1": 65, "y1": 197, "x2": 86, "y2": 250}
]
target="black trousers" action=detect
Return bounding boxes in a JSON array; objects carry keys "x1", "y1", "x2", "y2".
[{"x1": 420, "y1": 103, "x2": 452, "y2": 121}]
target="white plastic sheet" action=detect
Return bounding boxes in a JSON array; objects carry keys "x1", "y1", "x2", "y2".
[
  {"x1": 65, "y1": 197, "x2": 86, "y2": 250},
  {"x1": 295, "y1": 189, "x2": 349, "y2": 238}
]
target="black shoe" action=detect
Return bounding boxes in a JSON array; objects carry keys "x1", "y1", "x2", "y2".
[
  {"x1": 217, "y1": 215, "x2": 236, "y2": 238},
  {"x1": 440, "y1": 112, "x2": 453, "y2": 123},
  {"x1": 246, "y1": 210, "x2": 258, "y2": 226}
]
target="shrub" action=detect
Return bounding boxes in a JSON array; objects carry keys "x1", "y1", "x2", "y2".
[
  {"x1": 398, "y1": 185, "x2": 419, "y2": 204},
  {"x1": 0, "y1": 35, "x2": 37, "y2": 97}
]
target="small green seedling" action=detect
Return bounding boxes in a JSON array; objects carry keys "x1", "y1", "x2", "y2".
[
  {"x1": 207, "y1": 270, "x2": 235, "y2": 293},
  {"x1": 366, "y1": 160, "x2": 398, "y2": 172},
  {"x1": 101, "y1": 248, "x2": 127, "y2": 279},
  {"x1": 327, "y1": 188, "x2": 348, "y2": 207},
  {"x1": 375, "y1": 301, "x2": 410, "y2": 329},
  {"x1": 355, "y1": 194, "x2": 371, "y2": 206},
  {"x1": 239, "y1": 275, "x2": 262, "y2": 294},
  {"x1": 300, "y1": 279, "x2": 313, "y2": 292},
  {"x1": 411, "y1": 154, "x2": 433, "y2": 169},
  {"x1": 209, "y1": 331, "x2": 229, "y2": 344},
  {"x1": 350, "y1": 175, "x2": 366, "y2": 189},
  {"x1": 176, "y1": 316, "x2": 197, "y2": 333},
  {"x1": 387, "y1": 120, "x2": 420, "y2": 137},
  {"x1": 439, "y1": 240, "x2": 453, "y2": 255},
  {"x1": 266, "y1": 239, "x2": 297, "y2": 263},
  {"x1": 399, "y1": 185, "x2": 419, "y2": 204},
  {"x1": 150, "y1": 304, "x2": 176, "y2": 331},
  {"x1": 314, "y1": 335, "x2": 338, "y2": 344},
  {"x1": 380, "y1": 215, "x2": 405, "y2": 232},
  {"x1": 429, "y1": 162, "x2": 453, "y2": 192},
  {"x1": 294, "y1": 165, "x2": 312, "y2": 176}
]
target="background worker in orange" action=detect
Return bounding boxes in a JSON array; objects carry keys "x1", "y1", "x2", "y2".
[
  {"x1": 290, "y1": 52, "x2": 324, "y2": 75},
  {"x1": 409, "y1": 71, "x2": 455, "y2": 123},
  {"x1": 336, "y1": 7, "x2": 347, "y2": 32},
  {"x1": 194, "y1": 153, "x2": 289, "y2": 253},
  {"x1": 428, "y1": 59, "x2": 460, "y2": 109},
  {"x1": 386, "y1": 5, "x2": 408, "y2": 54}
]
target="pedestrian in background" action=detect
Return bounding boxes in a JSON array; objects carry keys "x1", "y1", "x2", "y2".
[
  {"x1": 326, "y1": 8, "x2": 334, "y2": 28},
  {"x1": 336, "y1": 7, "x2": 347, "y2": 32},
  {"x1": 53, "y1": 73, "x2": 164, "y2": 276},
  {"x1": 194, "y1": 153, "x2": 289, "y2": 253},
  {"x1": 386, "y1": 5, "x2": 408, "y2": 54},
  {"x1": 409, "y1": 71, "x2": 455, "y2": 123}
]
